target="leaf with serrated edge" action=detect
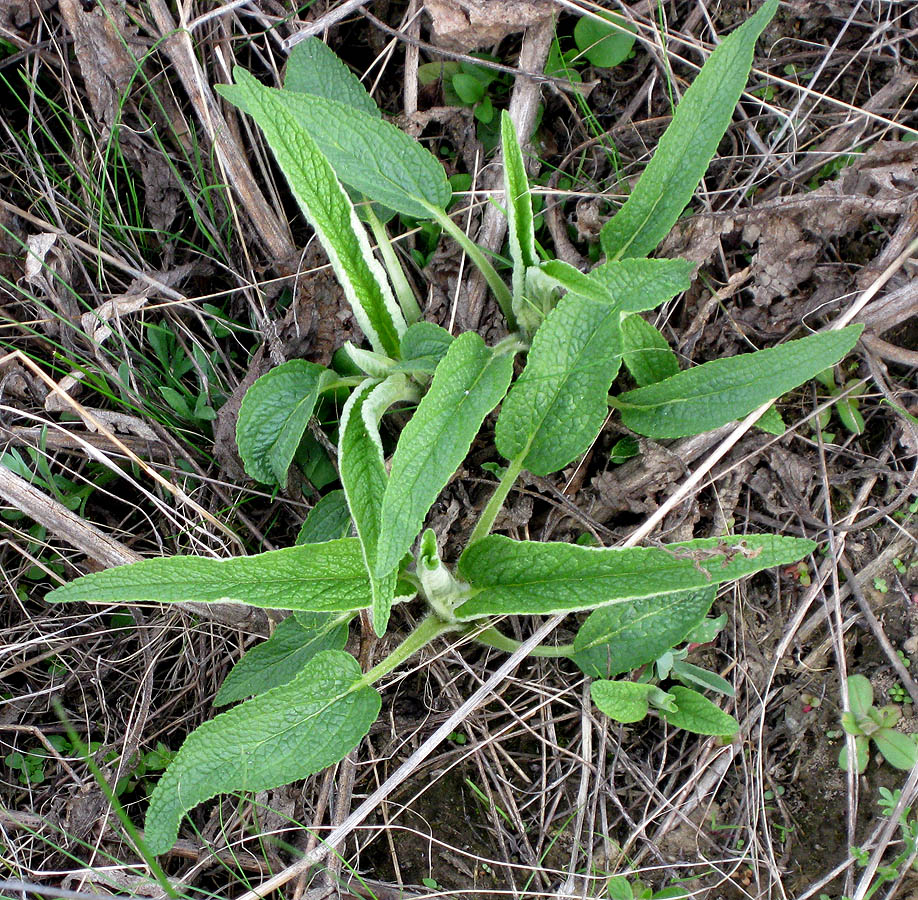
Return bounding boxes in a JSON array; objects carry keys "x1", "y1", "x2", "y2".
[
  {"x1": 236, "y1": 360, "x2": 332, "y2": 485},
  {"x1": 456, "y1": 533, "x2": 814, "y2": 619},
  {"x1": 501, "y1": 112, "x2": 538, "y2": 317},
  {"x1": 621, "y1": 315, "x2": 680, "y2": 386},
  {"x1": 540, "y1": 258, "x2": 693, "y2": 314},
  {"x1": 591, "y1": 680, "x2": 659, "y2": 724},
  {"x1": 618, "y1": 326, "x2": 863, "y2": 438},
  {"x1": 144, "y1": 649, "x2": 379, "y2": 855},
  {"x1": 216, "y1": 71, "x2": 404, "y2": 357},
  {"x1": 376, "y1": 333, "x2": 514, "y2": 575},
  {"x1": 296, "y1": 490, "x2": 353, "y2": 544},
  {"x1": 214, "y1": 612, "x2": 351, "y2": 705},
  {"x1": 662, "y1": 685, "x2": 738, "y2": 735},
  {"x1": 340, "y1": 377, "x2": 410, "y2": 636},
  {"x1": 600, "y1": 0, "x2": 778, "y2": 259},
  {"x1": 572, "y1": 587, "x2": 715, "y2": 679},
  {"x1": 284, "y1": 38, "x2": 380, "y2": 116},
  {"x1": 45, "y1": 541, "x2": 372, "y2": 612},
  {"x1": 495, "y1": 292, "x2": 621, "y2": 476}
]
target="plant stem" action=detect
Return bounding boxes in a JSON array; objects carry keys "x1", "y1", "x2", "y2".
[
  {"x1": 362, "y1": 614, "x2": 453, "y2": 687},
  {"x1": 422, "y1": 202, "x2": 516, "y2": 329},
  {"x1": 365, "y1": 206, "x2": 423, "y2": 326},
  {"x1": 467, "y1": 454, "x2": 524, "y2": 546},
  {"x1": 468, "y1": 625, "x2": 573, "y2": 658}
]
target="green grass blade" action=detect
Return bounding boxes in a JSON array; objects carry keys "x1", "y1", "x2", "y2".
[{"x1": 600, "y1": 0, "x2": 778, "y2": 260}]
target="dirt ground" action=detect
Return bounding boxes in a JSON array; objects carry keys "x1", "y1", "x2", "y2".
[{"x1": 1, "y1": 1, "x2": 917, "y2": 899}]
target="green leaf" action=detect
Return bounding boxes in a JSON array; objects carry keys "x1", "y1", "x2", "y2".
[
  {"x1": 600, "y1": 0, "x2": 778, "y2": 259},
  {"x1": 684, "y1": 613, "x2": 727, "y2": 644},
  {"x1": 376, "y1": 333, "x2": 514, "y2": 576},
  {"x1": 591, "y1": 680, "x2": 660, "y2": 724},
  {"x1": 621, "y1": 315, "x2": 680, "y2": 386},
  {"x1": 397, "y1": 321, "x2": 454, "y2": 372},
  {"x1": 45, "y1": 541, "x2": 373, "y2": 612},
  {"x1": 236, "y1": 360, "x2": 332, "y2": 485},
  {"x1": 284, "y1": 37, "x2": 380, "y2": 117},
  {"x1": 456, "y1": 533, "x2": 815, "y2": 619},
  {"x1": 495, "y1": 292, "x2": 622, "y2": 476},
  {"x1": 216, "y1": 70, "x2": 405, "y2": 357},
  {"x1": 222, "y1": 70, "x2": 450, "y2": 220},
  {"x1": 847, "y1": 674, "x2": 874, "y2": 719},
  {"x1": 501, "y1": 112, "x2": 538, "y2": 318},
  {"x1": 617, "y1": 326, "x2": 864, "y2": 439},
  {"x1": 540, "y1": 258, "x2": 693, "y2": 314},
  {"x1": 574, "y1": 11, "x2": 637, "y2": 69},
  {"x1": 839, "y1": 734, "x2": 869, "y2": 774},
  {"x1": 662, "y1": 685, "x2": 738, "y2": 736},
  {"x1": 296, "y1": 490, "x2": 353, "y2": 544},
  {"x1": 144, "y1": 649, "x2": 379, "y2": 855},
  {"x1": 571, "y1": 587, "x2": 715, "y2": 679},
  {"x1": 756, "y1": 404, "x2": 786, "y2": 435},
  {"x1": 452, "y1": 73, "x2": 486, "y2": 104},
  {"x1": 872, "y1": 728, "x2": 918, "y2": 770},
  {"x1": 670, "y1": 660, "x2": 735, "y2": 697},
  {"x1": 340, "y1": 377, "x2": 411, "y2": 636},
  {"x1": 214, "y1": 612, "x2": 351, "y2": 705}
]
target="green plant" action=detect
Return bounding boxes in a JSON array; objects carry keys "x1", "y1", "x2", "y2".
[
  {"x1": 46, "y1": 1, "x2": 864, "y2": 855},
  {"x1": 814, "y1": 366, "x2": 868, "y2": 438},
  {"x1": 839, "y1": 674, "x2": 918, "y2": 773}
]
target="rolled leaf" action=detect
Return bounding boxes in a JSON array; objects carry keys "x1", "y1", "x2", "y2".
[
  {"x1": 501, "y1": 112, "x2": 538, "y2": 318},
  {"x1": 495, "y1": 292, "x2": 622, "y2": 476},
  {"x1": 340, "y1": 377, "x2": 411, "y2": 636},
  {"x1": 45, "y1": 541, "x2": 373, "y2": 612},
  {"x1": 617, "y1": 326, "x2": 863, "y2": 439},
  {"x1": 217, "y1": 70, "x2": 405, "y2": 357},
  {"x1": 600, "y1": 0, "x2": 778, "y2": 259},
  {"x1": 144, "y1": 650, "x2": 380, "y2": 855},
  {"x1": 376, "y1": 333, "x2": 514, "y2": 575},
  {"x1": 236, "y1": 360, "x2": 333, "y2": 485},
  {"x1": 456, "y1": 533, "x2": 814, "y2": 618}
]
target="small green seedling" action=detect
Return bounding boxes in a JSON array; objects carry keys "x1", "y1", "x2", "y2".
[
  {"x1": 839, "y1": 674, "x2": 918, "y2": 774},
  {"x1": 814, "y1": 366, "x2": 868, "y2": 437},
  {"x1": 44, "y1": 2, "x2": 865, "y2": 855},
  {"x1": 573, "y1": 10, "x2": 638, "y2": 69}
]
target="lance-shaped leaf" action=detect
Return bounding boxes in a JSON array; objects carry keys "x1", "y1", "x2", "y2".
[
  {"x1": 236, "y1": 360, "x2": 333, "y2": 485},
  {"x1": 296, "y1": 490, "x2": 353, "y2": 545},
  {"x1": 621, "y1": 314, "x2": 680, "y2": 387},
  {"x1": 144, "y1": 649, "x2": 379, "y2": 855},
  {"x1": 600, "y1": 0, "x2": 778, "y2": 260},
  {"x1": 591, "y1": 680, "x2": 665, "y2": 724},
  {"x1": 501, "y1": 112, "x2": 538, "y2": 319},
  {"x1": 540, "y1": 258, "x2": 693, "y2": 314},
  {"x1": 662, "y1": 685, "x2": 738, "y2": 736},
  {"x1": 284, "y1": 37, "x2": 380, "y2": 116},
  {"x1": 340, "y1": 377, "x2": 410, "y2": 636},
  {"x1": 456, "y1": 533, "x2": 814, "y2": 619},
  {"x1": 376, "y1": 333, "x2": 514, "y2": 576},
  {"x1": 572, "y1": 587, "x2": 715, "y2": 679},
  {"x1": 221, "y1": 70, "x2": 449, "y2": 219},
  {"x1": 616, "y1": 325, "x2": 863, "y2": 439},
  {"x1": 495, "y1": 292, "x2": 622, "y2": 476},
  {"x1": 214, "y1": 612, "x2": 352, "y2": 705},
  {"x1": 216, "y1": 70, "x2": 405, "y2": 357},
  {"x1": 45, "y1": 541, "x2": 373, "y2": 612},
  {"x1": 391, "y1": 321, "x2": 454, "y2": 374}
]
